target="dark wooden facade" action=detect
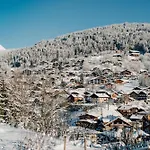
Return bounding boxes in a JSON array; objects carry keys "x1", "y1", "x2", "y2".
[{"x1": 129, "y1": 91, "x2": 147, "y2": 100}]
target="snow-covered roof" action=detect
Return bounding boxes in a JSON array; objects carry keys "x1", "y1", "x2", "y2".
[
  {"x1": 105, "y1": 117, "x2": 132, "y2": 126},
  {"x1": 115, "y1": 80, "x2": 139, "y2": 94},
  {"x1": 87, "y1": 105, "x2": 131, "y2": 123},
  {"x1": 130, "y1": 114, "x2": 144, "y2": 120},
  {"x1": 87, "y1": 105, "x2": 117, "y2": 117},
  {"x1": 71, "y1": 94, "x2": 84, "y2": 98},
  {"x1": 92, "y1": 93, "x2": 110, "y2": 98},
  {"x1": 129, "y1": 50, "x2": 140, "y2": 53},
  {"x1": 138, "y1": 110, "x2": 150, "y2": 115},
  {"x1": 118, "y1": 101, "x2": 150, "y2": 111},
  {"x1": 117, "y1": 105, "x2": 134, "y2": 110},
  {"x1": 79, "y1": 119, "x2": 97, "y2": 124},
  {"x1": 68, "y1": 88, "x2": 85, "y2": 95}
]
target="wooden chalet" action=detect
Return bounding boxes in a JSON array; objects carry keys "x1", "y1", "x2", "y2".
[
  {"x1": 130, "y1": 114, "x2": 145, "y2": 122},
  {"x1": 79, "y1": 113, "x2": 98, "y2": 120},
  {"x1": 90, "y1": 91, "x2": 110, "y2": 103},
  {"x1": 76, "y1": 112, "x2": 101, "y2": 130},
  {"x1": 120, "y1": 70, "x2": 132, "y2": 77},
  {"x1": 67, "y1": 92, "x2": 84, "y2": 102},
  {"x1": 117, "y1": 105, "x2": 145, "y2": 117},
  {"x1": 129, "y1": 50, "x2": 140, "y2": 57},
  {"x1": 102, "y1": 68, "x2": 113, "y2": 76},
  {"x1": 133, "y1": 87, "x2": 142, "y2": 91},
  {"x1": 129, "y1": 90, "x2": 147, "y2": 100},
  {"x1": 104, "y1": 117, "x2": 132, "y2": 130},
  {"x1": 88, "y1": 76, "x2": 107, "y2": 84},
  {"x1": 114, "y1": 79, "x2": 124, "y2": 84},
  {"x1": 101, "y1": 60, "x2": 113, "y2": 65},
  {"x1": 113, "y1": 54, "x2": 122, "y2": 58},
  {"x1": 137, "y1": 111, "x2": 150, "y2": 121},
  {"x1": 77, "y1": 104, "x2": 132, "y2": 132},
  {"x1": 76, "y1": 119, "x2": 97, "y2": 129}
]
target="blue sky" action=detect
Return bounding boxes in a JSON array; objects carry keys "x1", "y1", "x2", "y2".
[{"x1": 0, "y1": 0, "x2": 150, "y2": 49}]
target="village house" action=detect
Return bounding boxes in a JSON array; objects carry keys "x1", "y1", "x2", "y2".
[
  {"x1": 133, "y1": 87, "x2": 142, "y2": 91},
  {"x1": 120, "y1": 70, "x2": 132, "y2": 77},
  {"x1": 113, "y1": 54, "x2": 122, "y2": 58},
  {"x1": 138, "y1": 111, "x2": 150, "y2": 121},
  {"x1": 88, "y1": 76, "x2": 107, "y2": 85},
  {"x1": 101, "y1": 60, "x2": 113, "y2": 65},
  {"x1": 131, "y1": 114, "x2": 150, "y2": 131},
  {"x1": 129, "y1": 50, "x2": 140, "y2": 57},
  {"x1": 138, "y1": 110, "x2": 150, "y2": 133},
  {"x1": 104, "y1": 117, "x2": 132, "y2": 131},
  {"x1": 130, "y1": 114, "x2": 145, "y2": 123},
  {"x1": 117, "y1": 105, "x2": 145, "y2": 118},
  {"x1": 77, "y1": 105, "x2": 132, "y2": 132},
  {"x1": 76, "y1": 111, "x2": 101, "y2": 130},
  {"x1": 90, "y1": 91, "x2": 110, "y2": 103},
  {"x1": 102, "y1": 68, "x2": 113, "y2": 77},
  {"x1": 114, "y1": 79, "x2": 125, "y2": 84},
  {"x1": 129, "y1": 90, "x2": 147, "y2": 100},
  {"x1": 39, "y1": 60, "x2": 48, "y2": 66},
  {"x1": 113, "y1": 54, "x2": 122, "y2": 62},
  {"x1": 113, "y1": 62, "x2": 122, "y2": 67},
  {"x1": 113, "y1": 72, "x2": 120, "y2": 78},
  {"x1": 76, "y1": 119, "x2": 97, "y2": 130},
  {"x1": 67, "y1": 92, "x2": 84, "y2": 103}
]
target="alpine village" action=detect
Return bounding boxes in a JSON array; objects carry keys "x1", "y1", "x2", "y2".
[{"x1": 1, "y1": 23, "x2": 150, "y2": 150}]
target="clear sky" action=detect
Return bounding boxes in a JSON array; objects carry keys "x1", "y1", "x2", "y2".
[{"x1": 0, "y1": 0, "x2": 150, "y2": 49}]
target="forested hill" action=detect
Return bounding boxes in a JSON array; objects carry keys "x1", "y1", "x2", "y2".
[{"x1": 2, "y1": 22, "x2": 150, "y2": 68}]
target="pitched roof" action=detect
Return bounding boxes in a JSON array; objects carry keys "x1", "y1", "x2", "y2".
[
  {"x1": 118, "y1": 101, "x2": 149, "y2": 111},
  {"x1": 71, "y1": 94, "x2": 84, "y2": 98},
  {"x1": 90, "y1": 93, "x2": 110, "y2": 98},
  {"x1": 133, "y1": 87, "x2": 142, "y2": 90},
  {"x1": 105, "y1": 117, "x2": 132, "y2": 126}
]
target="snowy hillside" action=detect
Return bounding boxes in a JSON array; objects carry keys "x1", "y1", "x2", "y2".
[
  {"x1": 2, "y1": 22, "x2": 150, "y2": 69},
  {"x1": 0, "y1": 23, "x2": 150, "y2": 150}
]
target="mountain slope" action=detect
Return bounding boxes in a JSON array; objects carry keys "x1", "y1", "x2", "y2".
[
  {"x1": 0, "y1": 23, "x2": 150, "y2": 136},
  {"x1": 3, "y1": 22, "x2": 150, "y2": 69}
]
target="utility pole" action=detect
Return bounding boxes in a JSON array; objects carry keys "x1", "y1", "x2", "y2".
[
  {"x1": 84, "y1": 136, "x2": 87, "y2": 150},
  {"x1": 64, "y1": 134, "x2": 67, "y2": 150}
]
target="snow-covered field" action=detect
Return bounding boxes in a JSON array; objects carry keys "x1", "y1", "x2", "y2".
[
  {"x1": 0, "y1": 123, "x2": 92, "y2": 150},
  {"x1": 0, "y1": 123, "x2": 99, "y2": 150},
  {"x1": 0, "y1": 123, "x2": 32, "y2": 149},
  {"x1": 0, "y1": 123, "x2": 58, "y2": 150}
]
